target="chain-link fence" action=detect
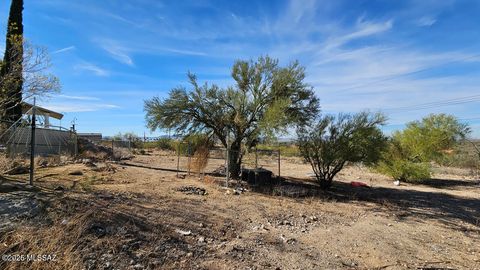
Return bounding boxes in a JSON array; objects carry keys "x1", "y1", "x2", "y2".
[
  {"x1": 0, "y1": 120, "x2": 77, "y2": 158},
  {"x1": 99, "y1": 139, "x2": 132, "y2": 160},
  {"x1": 174, "y1": 144, "x2": 281, "y2": 186}
]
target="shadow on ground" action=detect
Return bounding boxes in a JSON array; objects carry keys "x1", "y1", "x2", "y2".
[{"x1": 251, "y1": 176, "x2": 480, "y2": 232}]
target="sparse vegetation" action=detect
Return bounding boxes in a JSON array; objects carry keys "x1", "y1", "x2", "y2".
[
  {"x1": 297, "y1": 112, "x2": 387, "y2": 189},
  {"x1": 144, "y1": 56, "x2": 319, "y2": 177},
  {"x1": 377, "y1": 114, "x2": 471, "y2": 182}
]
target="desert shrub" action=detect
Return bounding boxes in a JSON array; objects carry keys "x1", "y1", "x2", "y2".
[
  {"x1": 190, "y1": 146, "x2": 210, "y2": 178},
  {"x1": 112, "y1": 132, "x2": 143, "y2": 148},
  {"x1": 377, "y1": 114, "x2": 471, "y2": 182},
  {"x1": 173, "y1": 134, "x2": 213, "y2": 155},
  {"x1": 156, "y1": 138, "x2": 175, "y2": 151},
  {"x1": 257, "y1": 143, "x2": 301, "y2": 157},
  {"x1": 395, "y1": 114, "x2": 470, "y2": 163},
  {"x1": 297, "y1": 112, "x2": 387, "y2": 189},
  {"x1": 376, "y1": 137, "x2": 432, "y2": 183}
]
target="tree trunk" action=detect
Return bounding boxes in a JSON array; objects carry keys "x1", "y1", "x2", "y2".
[
  {"x1": 318, "y1": 177, "x2": 333, "y2": 189},
  {"x1": 228, "y1": 140, "x2": 243, "y2": 179}
]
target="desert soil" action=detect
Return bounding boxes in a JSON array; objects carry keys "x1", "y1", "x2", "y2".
[{"x1": 1, "y1": 149, "x2": 479, "y2": 270}]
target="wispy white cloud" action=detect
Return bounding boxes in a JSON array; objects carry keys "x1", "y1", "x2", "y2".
[
  {"x1": 74, "y1": 62, "x2": 110, "y2": 77},
  {"x1": 45, "y1": 103, "x2": 120, "y2": 113},
  {"x1": 97, "y1": 39, "x2": 135, "y2": 66},
  {"x1": 416, "y1": 16, "x2": 437, "y2": 27},
  {"x1": 323, "y1": 19, "x2": 393, "y2": 51},
  {"x1": 52, "y1": 45, "x2": 76, "y2": 54},
  {"x1": 57, "y1": 94, "x2": 100, "y2": 101}
]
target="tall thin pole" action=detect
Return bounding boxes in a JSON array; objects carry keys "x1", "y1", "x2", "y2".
[
  {"x1": 278, "y1": 149, "x2": 281, "y2": 178},
  {"x1": 226, "y1": 129, "x2": 230, "y2": 187},
  {"x1": 176, "y1": 145, "x2": 180, "y2": 178},
  {"x1": 29, "y1": 97, "x2": 36, "y2": 186}
]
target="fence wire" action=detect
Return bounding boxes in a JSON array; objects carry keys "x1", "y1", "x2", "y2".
[
  {"x1": 0, "y1": 115, "x2": 77, "y2": 158},
  {"x1": 174, "y1": 144, "x2": 281, "y2": 183}
]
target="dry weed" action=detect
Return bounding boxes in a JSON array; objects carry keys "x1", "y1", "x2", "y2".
[{"x1": 191, "y1": 146, "x2": 209, "y2": 179}]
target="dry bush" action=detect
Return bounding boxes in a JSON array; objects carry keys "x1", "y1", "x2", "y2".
[
  {"x1": 0, "y1": 155, "x2": 26, "y2": 173},
  {"x1": 35, "y1": 156, "x2": 60, "y2": 167},
  {"x1": 0, "y1": 225, "x2": 82, "y2": 270},
  {"x1": 203, "y1": 175, "x2": 216, "y2": 185},
  {"x1": 0, "y1": 154, "x2": 14, "y2": 172},
  {"x1": 112, "y1": 148, "x2": 133, "y2": 160},
  {"x1": 191, "y1": 146, "x2": 209, "y2": 179}
]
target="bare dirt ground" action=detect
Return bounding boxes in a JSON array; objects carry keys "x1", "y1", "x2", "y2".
[{"x1": 1, "y1": 150, "x2": 479, "y2": 270}]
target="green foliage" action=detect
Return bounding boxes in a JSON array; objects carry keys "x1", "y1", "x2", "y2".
[
  {"x1": 297, "y1": 112, "x2": 387, "y2": 189},
  {"x1": 395, "y1": 114, "x2": 470, "y2": 163},
  {"x1": 156, "y1": 137, "x2": 175, "y2": 151},
  {"x1": 376, "y1": 114, "x2": 470, "y2": 182},
  {"x1": 377, "y1": 159, "x2": 431, "y2": 183},
  {"x1": 376, "y1": 140, "x2": 431, "y2": 182},
  {"x1": 257, "y1": 143, "x2": 301, "y2": 157},
  {"x1": 144, "y1": 56, "x2": 319, "y2": 177}
]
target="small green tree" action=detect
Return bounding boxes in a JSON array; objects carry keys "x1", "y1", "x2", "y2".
[
  {"x1": 377, "y1": 114, "x2": 470, "y2": 182},
  {"x1": 398, "y1": 114, "x2": 470, "y2": 162},
  {"x1": 376, "y1": 139, "x2": 431, "y2": 182},
  {"x1": 297, "y1": 112, "x2": 387, "y2": 189},
  {"x1": 144, "y1": 56, "x2": 319, "y2": 177}
]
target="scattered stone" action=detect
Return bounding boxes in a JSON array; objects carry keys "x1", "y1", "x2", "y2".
[
  {"x1": 175, "y1": 228, "x2": 192, "y2": 236},
  {"x1": 88, "y1": 223, "x2": 107, "y2": 237},
  {"x1": 132, "y1": 264, "x2": 144, "y2": 269},
  {"x1": 4, "y1": 165, "x2": 29, "y2": 175},
  {"x1": 177, "y1": 186, "x2": 207, "y2": 195},
  {"x1": 54, "y1": 186, "x2": 65, "y2": 191}
]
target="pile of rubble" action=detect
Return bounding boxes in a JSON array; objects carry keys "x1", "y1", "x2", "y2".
[{"x1": 176, "y1": 186, "x2": 207, "y2": 195}]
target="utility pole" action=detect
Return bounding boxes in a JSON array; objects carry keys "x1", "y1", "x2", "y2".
[{"x1": 29, "y1": 97, "x2": 36, "y2": 186}]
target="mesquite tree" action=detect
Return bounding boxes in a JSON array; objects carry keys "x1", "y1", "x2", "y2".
[
  {"x1": 144, "y1": 56, "x2": 319, "y2": 177},
  {"x1": 297, "y1": 112, "x2": 387, "y2": 189}
]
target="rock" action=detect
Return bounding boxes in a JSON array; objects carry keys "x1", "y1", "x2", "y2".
[
  {"x1": 4, "y1": 165, "x2": 29, "y2": 175},
  {"x1": 69, "y1": 170, "x2": 83, "y2": 176},
  {"x1": 175, "y1": 228, "x2": 192, "y2": 236},
  {"x1": 198, "y1": 236, "x2": 205, "y2": 243}
]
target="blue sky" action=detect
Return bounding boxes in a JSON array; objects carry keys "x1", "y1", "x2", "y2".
[{"x1": 1, "y1": 0, "x2": 480, "y2": 137}]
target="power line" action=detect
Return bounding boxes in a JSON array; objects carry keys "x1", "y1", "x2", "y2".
[{"x1": 381, "y1": 94, "x2": 480, "y2": 113}]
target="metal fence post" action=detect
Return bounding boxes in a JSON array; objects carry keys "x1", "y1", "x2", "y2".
[
  {"x1": 29, "y1": 98, "x2": 36, "y2": 186},
  {"x1": 278, "y1": 149, "x2": 281, "y2": 178},
  {"x1": 255, "y1": 147, "x2": 258, "y2": 170},
  {"x1": 226, "y1": 130, "x2": 230, "y2": 187},
  {"x1": 187, "y1": 142, "x2": 191, "y2": 176},
  {"x1": 176, "y1": 145, "x2": 180, "y2": 178}
]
